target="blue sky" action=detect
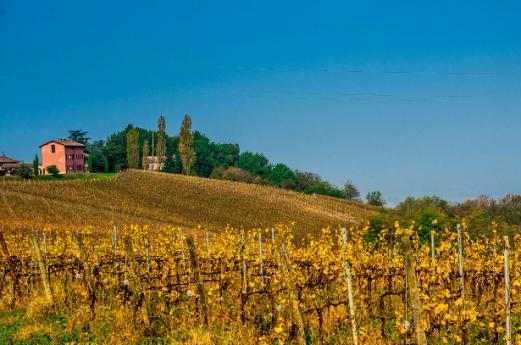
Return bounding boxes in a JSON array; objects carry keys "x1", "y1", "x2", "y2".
[{"x1": 1, "y1": 1, "x2": 520, "y2": 204}]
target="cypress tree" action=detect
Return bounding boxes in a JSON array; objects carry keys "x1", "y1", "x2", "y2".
[{"x1": 32, "y1": 154, "x2": 39, "y2": 176}]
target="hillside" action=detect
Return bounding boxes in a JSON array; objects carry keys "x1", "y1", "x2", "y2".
[{"x1": 0, "y1": 170, "x2": 374, "y2": 233}]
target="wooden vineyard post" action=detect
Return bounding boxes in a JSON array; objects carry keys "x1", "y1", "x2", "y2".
[
  {"x1": 74, "y1": 234, "x2": 97, "y2": 314},
  {"x1": 0, "y1": 229, "x2": 21, "y2": 300},
  {"x1": 341, "y1": 228, "x2": 359, "y2": 345},
  {"x1": 186, "y1": 235, "x2": 209, "y2": 326},
  {"x1": 457, "y1": 224, "x2": 467, "y2": 344},
  {"x1": 457, "y1": 224, "x2": 465, "y2": 303},
  {"x1": 241, "y1": 229, "x2": 248, "y2": 292},
  {"x1": 124, "y1": 235, "x2": 151, "y2": 330},
  {"x1": 205, "y1": 229, "x2": 211, "y2": 258},
  {"x1": 259, "y1": 232, "x2": 265, "y2": 288},
  {"x1": 30, "y1": 230, "x2": 54, "y2": 305},
  {"x1": 401, "y1": 236, "x2": 427, "y2": 345},
  {"x1": 112, "y1": 226, "x2": 117, "y2": 258},
  {"x1": 240, "y1": 229, "x2": 248, "y2": 324},
  {"x1": 179, "y1": 228, "x2": 186, "y2": 271},
  {"x1": 504, "y1": 236, "x2": 512, "y2": 345},
  {"x1": 430, "y1": 231, "x2": 436, "y2": 278},
  {"x1": 145, "y1": 241, "x2": 150, "y2": 273},
  {"x1": 277, "y1": 242, "x2": 306, "y2": 345}
]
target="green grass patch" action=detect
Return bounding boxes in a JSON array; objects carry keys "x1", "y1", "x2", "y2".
[
  {"x1": 33, "y1": 172, "x2": 117, "y2": 181},
  {"x1": 0, "y1": 309, "x2": 79, "y2": 345}
]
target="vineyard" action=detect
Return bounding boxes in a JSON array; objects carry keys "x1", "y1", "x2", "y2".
[
  {"x1": 0, "y1": 170, "x2": 372, "y2": 233},
  {"x1": 0, "y1": 222, "x2": 519, "y2": 344}
]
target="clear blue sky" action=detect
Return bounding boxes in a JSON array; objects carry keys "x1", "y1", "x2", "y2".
[{"x1": 1, "y1": 1, "x2": 520, "y2": 205}]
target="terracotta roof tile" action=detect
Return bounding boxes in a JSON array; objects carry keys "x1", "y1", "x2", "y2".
[
  {"x1": 0, "y1": 155, "x2": 20, "y2": 164},
  {"x1": 39, "y1": 138, "x2": 85, "y2": 147}
]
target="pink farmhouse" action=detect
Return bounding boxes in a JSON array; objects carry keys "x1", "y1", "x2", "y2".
[{"x1": 40, "y1": 139, "x2": 87, "y2": 175}]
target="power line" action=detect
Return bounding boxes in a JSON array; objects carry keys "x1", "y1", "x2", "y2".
[{"x1": 0, "y1": 54, "x2": 511, "y2": 77}]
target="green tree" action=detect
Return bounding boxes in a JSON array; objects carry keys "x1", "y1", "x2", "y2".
[
  {"x1": 156, "y1": 116, "x2": 167, "y2": 165},
  {"x1": 47, "y1": 165, "x2": 60, "y2": 177},
  {"x1": 178, "y1": 114, "x2": 196, "y2": 175},
  {"x1": 211, "y1": 143, "x2": 240, "y2": 168},
  {"x1": 343, "y1": 180, "x2": 360, "y2": 201},
  {"x1": 32, "y1": 154, "x2": 39, "y2": 176},
  {"x1": 86, "y1": 140, "x2": 106, "y2": 172},
  {"x1": 395, "y1": 196, "x2": 450, "y2": 220},
  {"x1": 87, "y1": 154, "x2": 95, "y2": 173},
  {"x1": 238, "y1": 151, "x2": 270, "y2": 178},
  {"x1": 193, "y1": 132, "x2": 215, "y2": 177},
  {"x1": 161, "y1": 154, "x2": 177, "y2": 173},
  {"x1": 306, "y1": 181, "x2": 343, "y2": 198},
  {"x1": 104, "y1": 156, "x2": 110, "y2": 173},
  {"x1": 267, "y1": 163, "x2": 296, "y2": 186},
  {"x1": 104, "y1": 125, "x2": 131, "y2": 170},
  {"x1": 126, "y1": 127, "x2": 140, "y2": 169},
  {"x1": 366, "y1": 191, "x2": 385, "y2": 206},
  {"x1": 68, "y1": 130, "x2": 90, "y2": 145}
]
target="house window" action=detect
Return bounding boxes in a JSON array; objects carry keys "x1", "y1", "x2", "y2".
[{"x1": 51, "y1": 145, "x2": 56, "y2": 153}]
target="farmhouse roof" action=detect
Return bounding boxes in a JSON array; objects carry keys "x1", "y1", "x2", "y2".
[
  {"x1": 39, "y1": 138, "x2": 85, "y2": 148},
  {"x1": 0, "y1": 155, "x2": 20, "y2": 164}
]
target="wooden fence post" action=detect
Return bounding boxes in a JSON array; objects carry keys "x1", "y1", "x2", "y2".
[
  {"x1": 342, "y1": 228, "x2": 359, "y2": 345},
  {"x1": 30, "y1": 230, "x2": 54, "y2": 305},
  {"x1": 186, "y1": 235, "x2": 209, "y2": 326},
  {"x1": 504, "y1": 236, "x2": 512, "y2": 345},
  {"x1": 402, "y1": 236, "x2": 427, "y2": 345}
]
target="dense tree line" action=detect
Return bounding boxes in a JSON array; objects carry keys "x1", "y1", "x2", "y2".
[
  {"x1": 365, "y1": 194, "x2": 521, "y2": 242},
  {"x1": 76, "y1": 116, "x2": 365, "y2": 201}
]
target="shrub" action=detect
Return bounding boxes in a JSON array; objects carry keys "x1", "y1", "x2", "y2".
[
  {"x1": 281, "y1": 179, "x2": 296, "y2": 190},
  {"x1": 210, "y1": 167, "x2": 226, "y2": 179},
  {"x1": 221, "y1": 167, "x2": 252, "y2": 183},
  {"x1": 47, "y1": 165, "x2": 60, "y2": 177},
  {"x1": 16, "y1": 166, "x2": 33, "y2": 179}
]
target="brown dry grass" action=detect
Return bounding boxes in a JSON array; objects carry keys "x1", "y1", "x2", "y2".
[{"x1": 0, "y1": 170, "x2": 374, "y2": 234}]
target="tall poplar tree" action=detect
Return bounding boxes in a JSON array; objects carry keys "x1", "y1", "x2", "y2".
[
  {"x1": 156, "y1": 116, "x2": 167, "y2": 163},
  {"x1": 178, "y1": 114, "x2": 196, "y2": 175},
  {"x1": 126, "y1": 127, "x2": 140, "y2": 169},
  {"x1": 151, "y1": 132, "x2": 155, "y2": 156},
  {"x1": 142, "y1": 140, "x2": 149, "y2": 170}
]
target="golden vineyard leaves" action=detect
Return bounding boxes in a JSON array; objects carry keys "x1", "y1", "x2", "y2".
[{"x1": 0, "y1": 221, "x2": 519, "y2": 344}]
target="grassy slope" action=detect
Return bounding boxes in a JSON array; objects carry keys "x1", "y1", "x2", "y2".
[{"x1": 0, "y1": 170, "x2": 373, "y2": 234}]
